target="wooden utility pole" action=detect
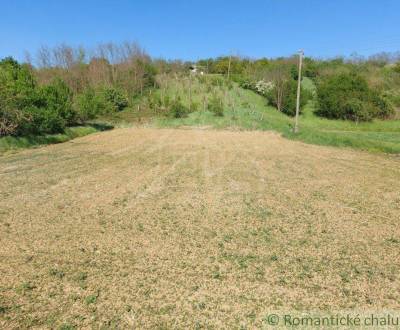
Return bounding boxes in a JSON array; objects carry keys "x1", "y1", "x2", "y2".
[
  {"x1": 227, "y1": 54, "x2": 232, "y2": 80},
  {"x1": 189, "y1": 71, "x2": 192, "y2": 112},
  {"x1": 294, "y1": 50, "x2": 304, "y2": 133}
]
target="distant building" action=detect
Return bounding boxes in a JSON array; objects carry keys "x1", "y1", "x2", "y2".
[{"x1": 189, "y1": 65, "x2": 204, "y2": 75}]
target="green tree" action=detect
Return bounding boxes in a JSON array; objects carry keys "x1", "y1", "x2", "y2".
[
  {"x1": 38, "y1": 78, "x2": 76, "y2": 125},
  {"x1": 75, "y1": 88, "x2": 117, "y2": 121},
  {"x1": 316, "y1": 72, "x2": 394, "y2": 121},
  {"x1": 267, "y1": 78, "x2": 309, "y2": 117}
]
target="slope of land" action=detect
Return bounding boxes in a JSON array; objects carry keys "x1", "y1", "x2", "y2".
[
  {"x1": 2, "y1": 76, "x2": 400, "y2": 155},
  {"x1": 1, "y1": 128, "x2": 400, "y2": 328},
  {"x1": 154, "y1": 76, "x2": 400, "y2": 154}
]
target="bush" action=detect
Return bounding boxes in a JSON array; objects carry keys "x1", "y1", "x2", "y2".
[
  {"x1": 38, "y1": 79, "x2": 76, "y2": 125},
  {"x1": 290, "y1": 65, "x2": 299, "y2": 80},
  {"x1": 267, "y1": 79, "x2": 309, "y2": 117},
  {"x1": 208, "y1": 95, "x2": 224, "y2": 116},
  {"x1": 240, "y1": 78, "x2": 275, "y2": 97},
  {"x1": 0, "y1": 57, "x2": 37, "y2": 135},
  {"x1": 75, "y1": 89, "x2": 117, "y2": 121},
  {"x1": 169, "y1": 97, "x2": 189, "y2": 118},
  {"x1": 0, "y1": 58, "x2": 76, "y2": 135},
  {"x1": 342, "y1": 98, "x2": 374, "y2": 122},
  {"x1": 393, "y1": 62, "x2": 400, "y2": 74},
  {"x1": 370, "y1": 91, "x2": 394, "y2": 119},
  {"x1": 238, "y1": 79, "x2": 254, "y2": 90},
  {"x1": 103, "y1": 87, "x2": 128, "y2": 111},
  {"x1": 0, "y1": 105, "x2": 25, "y2": 136},
  {"x1": 316, "y1": 72, "x2": 394, "y2": 121},
  {"x1": 1, "y1": 57, "x2": 137, "y2": 136},
  {"x1": 0, "y1": 57, "x2": 37, "y2": 110},
  {"x1": 383, "y1": 90, "x2": 400, "y2": 108},
  {"x1": 18, "y1": 106, "x2": 65, "y2": 135},
  {"x1": 303, "y1": 58, "x2": 319, "y2": 78},
  {"x1": 254, "y1": 80, "x2": 274, "y2": 96}
]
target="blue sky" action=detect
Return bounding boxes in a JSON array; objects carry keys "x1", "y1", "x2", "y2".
[{"x1": 1, "y1": 0, "x2": 400, "y2": 62}]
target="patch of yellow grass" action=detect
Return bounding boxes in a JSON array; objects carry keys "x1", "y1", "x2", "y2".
[{"x1": 1, "y1": 128, "x2": 399, "y2": 328}]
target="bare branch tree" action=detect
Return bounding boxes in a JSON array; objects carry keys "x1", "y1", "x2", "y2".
[{"x1": 37, "y1": 46, "x2": 52, "y2": 68}]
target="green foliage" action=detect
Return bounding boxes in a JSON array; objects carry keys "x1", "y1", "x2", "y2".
[
  {"x1": 0, "y1": 58, "x2": 77, "y2": 135},
  {"x1": 169, "y1": 97, "x2": 189, "y2": 118},
  {"x1": 156, "y1": 81, "x2": 400, "y2": 154},
  {"x1": 225, "y1": 79, "x2": 233, "y2": 90},
  {"x1": 370, "y1": 91, "x2": 394, "y2": 119},
  {"x1": 190, "y1": 101, "x2": 199, "y2": 112},
  {"x1": 316, "y1": 72, "x2": 394, "y2": 121},
  {"x1": 130, "y1": 59, "x2": 158, "y2": 91},
  {"x1": 290, "y1": 65, "x2": 299, "y2": 80},
  {"x1": 231, "y1": 74, "x2": 248, "y2": 86},
  {"x1": 38, "y1": 79, "x2": 76, "y2": 125},
  {"x1": 21, "y1": 79, "x2": 75, "y2": 135},
  {"x1": 75, "y1": 88, "x2": 120, "y2": 121},
  {"x1": 146, "y1": 92, "x2": 163, "y2": 113},
  {"x1": 0, "y1": 54, "x2": 151, "y2": 137},
  {"x1": 208, "y1": 95, "x2": 224, "y2": 117},
  {"x1": 238, "y1": 79, "x2": 255, "y2": 90},
  {"x1": 0, "y1": 57, "x2": 37, "y2": 135},
  {"x1": 383, "y1": 90, "x2": 400, "y2": 108},
  {"x1": 267, "y1": 79, "x2": 309, "y2": 117},
  {"x1": 85, "y1": 294, "x2": 97, "y2": 305},
  {"x1": 393, "y1": 62, "x2": 400, "y2": 74},
  {"x1": 0, "y1": 57, "x2": 37, "y2": 110},
  {"x1": 143, "y1": 62, "x2": 158, "y2": 89},
  {"x1": 102, "y1": 87, "x2": 128, "y2": 111},
  {"x1": 163, "y1": 94, "x2": 172, "y2": 108},
  {"x1": 303, "y1": 58, "x2": 319, "y2": 78},
  {"x1": 301, "y1": 77, "x2": 317, "y2": 96},
  {"x1": 75, "y1": 89, "x2": 101, "y2": 121},
  {"x1": 18, "y1": 106, "x2": 66, "y2": 135},
  {"x1": 209, "y1": 76, "x2": 225, "y2": 87}
]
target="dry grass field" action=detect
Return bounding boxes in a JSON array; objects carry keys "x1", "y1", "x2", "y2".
[{"x1": 1, "y1": 127, "x2": 400, "y2": 329}]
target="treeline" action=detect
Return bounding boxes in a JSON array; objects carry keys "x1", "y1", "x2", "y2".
[
  {"x1": 197, "y1": 55, "x2": 400, "y2": 121},
  {"x1": 0, "y1": 42, "x2": 192, "y2": 136},
  {"x1": 197, "y1": 52, "x2": 400, "y2": 79},
  {"x1": 31, "y1": 43, "x2": 159, "y2": 94},
  {"x1": 2, "y1": 44, "x2": 400, "y2": 137}
]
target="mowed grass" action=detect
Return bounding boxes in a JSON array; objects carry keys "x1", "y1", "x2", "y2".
[
  {"x1": 0, "y1": 128, "x2": 400, "y2": 328},
  {"x1": 154, "y1": 76, "x2": 400, "y2": 153}
]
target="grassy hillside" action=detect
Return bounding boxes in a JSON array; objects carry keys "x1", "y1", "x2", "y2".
[
  {"x1": 154, "y1": 75, "x2": 400, "y2": 153},
  {"x1": 3, "y1": 74, "x2": 399, "y2": 154}
]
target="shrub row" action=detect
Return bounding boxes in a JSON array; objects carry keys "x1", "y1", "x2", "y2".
[
  {"x1": 316, "y1": 72, "x2": 394, "y2": 122},
  {"x1": 145, "y1": 92, "x2": 224, "y2": 118},
  {"x1": 0, "y1": 57, "x2": 128, "y2": 136},
  {"x1": 240, "y1": 70, "x2": 393, "y2": 121}
]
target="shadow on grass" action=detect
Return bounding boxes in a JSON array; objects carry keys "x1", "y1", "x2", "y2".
[
  {"x1": 87, "y1": 122, "x2": 114, "y2": 131},
  {"x1": 0, "y1": 123, "x2": 115, "y2": 154}
]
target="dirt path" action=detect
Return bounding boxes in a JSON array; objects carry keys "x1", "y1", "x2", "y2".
[{"x1": 1, "y1": 128, "x2": 400, "y2": 328}]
